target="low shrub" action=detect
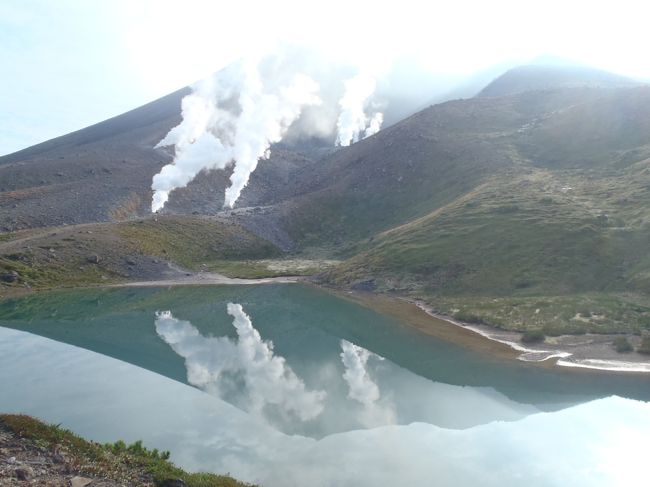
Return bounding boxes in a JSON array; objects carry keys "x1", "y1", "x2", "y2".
[
  {"x1": 638, "y1": 336, "x2": 650, "y2": 354},
  {"x1": 613, "y1": 336, "x2": 633, "y2": 353},
  {"x1": 521, "y1": 329, "x2": 545, "y2": 343}
]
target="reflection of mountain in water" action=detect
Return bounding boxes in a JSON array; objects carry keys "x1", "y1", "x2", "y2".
[
  {"x1": 155, "y1": 302, "x2": 537, "y2": 437},
  {"x1": 3, "y1": 326, "x2": 650, "y2": 487}
]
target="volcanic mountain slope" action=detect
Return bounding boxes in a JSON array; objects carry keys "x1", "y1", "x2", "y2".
[
  {"x1": 318, "y1": 86, "x2": 650, "y2": 289},
  {"x1": 0, "y1": 87, "x2": 332, "y2": 232},
  {"x1": 278, "y1": 85, "x2": 650, "y2": 246},
  {"x1": 3, "y1": 65, "x2": 650, "y2": 334}
]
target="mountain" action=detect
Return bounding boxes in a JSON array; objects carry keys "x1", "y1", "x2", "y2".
[
  {"x1": 0, "y1": 87, "x2": 331, "y2": 232},
  {"x1": 478, "y1": 64, "x2": 638, "y2": 97},
  {"x1": 2, "y1": 65, "x2": 650, "y2": 335}
]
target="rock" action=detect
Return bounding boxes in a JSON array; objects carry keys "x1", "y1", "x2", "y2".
[
  {"x1": 125, "y1": 258, "x2": 137, "y2": 266},
  {"x1": 1, "y1": 270, "x2": 19, "y2": 283},
  {"x1": 351, "y1": 279, "x2": 377, "y2": 292},
  {"x1": 70, "y1": 476, "x2": 93, "y2": 487},
  {"x1": 86, "y1": 255, "x2": 100, "y2": 264},
  {"x1": 15, "y1": 466, "x2": 34, "y2": 480},
  {"x1": 52, "y1": 452, "x2": 66, "y2": 464},
  {"x1": 160, "y1": 479, "x2": 186, "y2": 487}
]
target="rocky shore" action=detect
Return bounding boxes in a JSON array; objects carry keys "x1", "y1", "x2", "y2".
[{"x1": 0, "y1": 415, "x2": 249, "y2": 487}]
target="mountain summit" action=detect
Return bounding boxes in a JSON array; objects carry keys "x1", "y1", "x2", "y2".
[{"x1": 478, "y1": 64, "x2": 638, "y2": 97}]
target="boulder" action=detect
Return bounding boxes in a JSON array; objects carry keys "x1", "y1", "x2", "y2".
[
  {"x1": 86, "y1": 255, "x2": 100, "y2": 264},
  {"x1": 15, "y1": 466, "x2": 34, "y2": 481},
  {"x1": 70, "y1": 476, "x2": 93, "y2": 487},
  {"x1": 350, "y1": 279, "x2": 377, "y2": 292},
  {"x1": 1, "y1": 270, "x2": 19, "y2": 283},
  {"x1": 160, "y1": 479, "x2": 186, "y2": 487}
]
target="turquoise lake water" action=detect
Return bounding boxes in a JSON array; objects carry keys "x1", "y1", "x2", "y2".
[{"x1": 1, "y1": 284, "x2": 649, "y2": 486}]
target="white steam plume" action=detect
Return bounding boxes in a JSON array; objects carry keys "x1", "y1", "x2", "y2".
[
  {"x1": 154, "y1": 304, "x2": 325, "y2": 422},
  {"x1": 152, "y1": 59, "x2": 320, "y2": 211},
  {"x1": 340, "y1": 339, "x2": 396, "y2": 427},
  {"x1": 336, "y1": 74, "x2": 384, "y2": 146},
  {"x1": 364, "y1": 112, "x2": 384, "y2": 138}
]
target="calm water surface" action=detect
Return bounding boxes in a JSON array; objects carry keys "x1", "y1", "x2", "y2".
[{"x1": 1, "y1": 284, "x2": 649, "y2": 486}]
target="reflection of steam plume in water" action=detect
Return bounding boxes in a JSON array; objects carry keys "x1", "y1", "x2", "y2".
[
  {"x1": 154, "y1": 304, "x2": 325, "y2": 421},
  {"x1": 336, "y1": 74, "x2": 384, "y2": 146},
  {"x1": 151, "y1": 59, "x2": 321, "y2": 211},
  {"x1": 340, "y1": 339, "x2": 396, "y2": 427}
]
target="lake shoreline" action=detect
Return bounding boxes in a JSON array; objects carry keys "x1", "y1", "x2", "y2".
[
  {"x1": 110, "y1": 270, "x2": 303, "y2": 287},
  {"x1": 3, "y1": 272, "x2": 650, "y2": 374},
  {"x1": 335, "y1": 289, "x2": 650, "y2": 374},
  {"x1": 304, "y1": 283, "x2": 650, "y2": 374}
]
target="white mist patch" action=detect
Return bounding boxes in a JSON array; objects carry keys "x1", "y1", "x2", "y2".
[
  {"x1": 336, "y1": 73, "x2": 384, "y2": 146},
  {"x1": 340, "y1": 339, "x2": 396, "y2": 427},
  {"x1": 154, "y1": 305, "x2": 325, "y2": 422},
  {"x1": 152, "y1": 59, "x2": 321, "y2": 211}
]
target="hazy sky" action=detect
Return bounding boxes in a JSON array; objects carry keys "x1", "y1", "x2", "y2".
[{"x1": 1, "y1": 0, "x2": 648, "y2": 156}]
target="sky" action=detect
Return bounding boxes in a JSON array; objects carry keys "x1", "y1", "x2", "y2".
[{"x1": 1, "y1": 0, "x2": 649, "y2": 156}]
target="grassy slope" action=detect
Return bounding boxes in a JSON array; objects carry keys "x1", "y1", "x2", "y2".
[
  {"x1": 0, "y1": 414, "x2": 251, "y2": 487},
  {"x1": 0, "y1": 216, "x2": 281, "y2": 292},
  {"x1": 281, "y1": 88, "x2": 616, "y2": 253},
  {"x1": 323, "y1": 87, "x2": 650, "y2": 334},
  {"x1": 327, "y1": 158, "x2": 650, "y2": 333}
]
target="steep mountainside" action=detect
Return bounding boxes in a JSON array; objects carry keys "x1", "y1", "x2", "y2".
[
  {"x1": 324, "y1": 86, "x2": 650, "y2": 289},
  {"x1": 0, "y1": 87, "x2": 331, "y2": 231},
  {"x1": 278, "y1": 87, "x2": 644, "y2": 249}
]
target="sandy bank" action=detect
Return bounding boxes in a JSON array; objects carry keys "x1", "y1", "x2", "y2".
[
  {"x1": 408, "y1": 298, "x2": 650, "y2": 374},
  {"x1": 111, "y1": 271, "x2": 302, "y2": 287},
  {"x1": 332, "y1": 289, "x2": 650, "y2": 374}
]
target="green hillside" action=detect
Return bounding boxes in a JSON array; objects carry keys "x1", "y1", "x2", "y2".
[
  {"x1": 319, "y1": 86, "x2": 650, "y2": 333},
  {"x1": 0, "y1": 216, "x2": 281, "y2": 291}
]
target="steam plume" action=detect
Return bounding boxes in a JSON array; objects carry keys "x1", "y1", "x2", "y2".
[
  {"x1": 336, "y1": 74, "x2": 384, "y2": 146},
  {"x1": 152, "y1": 59, "x2": 320, "y2": 211},
  {"x1": 364, "y1": 112, "x2": 384, "y2": 137}
]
